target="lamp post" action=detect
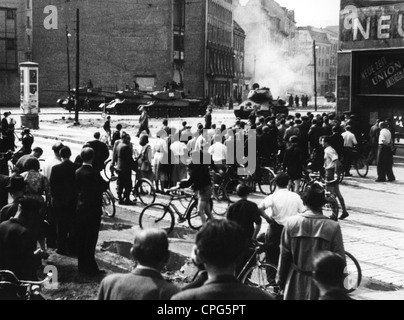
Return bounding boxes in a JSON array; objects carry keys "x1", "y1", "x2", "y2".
[
  {"x1": 313, "y1": 40, "x2": 318, "y2": 112},
  {"x1": 65, "y1": 25, "x2": 71, "y2": 96}
]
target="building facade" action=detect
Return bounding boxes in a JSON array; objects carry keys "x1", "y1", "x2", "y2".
[
  {"x1": 0, "y1": 0, "x2": 33, "y2": 107},
  {"x1": 0, "y1": 0, "x2": 243, "y2": 108},
  {"x1": 338, "y1": 0, "x2": 404, "y2": 135},
  {"x1": 233, "y1": 20, "x2": 245, "y2": 104},
  {"x1": 297, "y1": 26, "x2": 334, "y2": 97}
]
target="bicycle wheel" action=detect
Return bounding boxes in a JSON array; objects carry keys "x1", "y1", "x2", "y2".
[
  {"x1": 258, "y1": 168, "x2": 275, "y2": 195},
  {"x1": 139, "y1": 203, "x2": 175, "y2": 235},
  {"x1": 108, "y1": 175, "x2": 119, "y2": 200},
  {"x1": 103, "y1": 159, "x2": 114, "y2": 181},
  {"x1": 355, "y1": 156, "x2": 369, "y2": 178},
  {"x1": 241, "y1": 263, "x2": 281, "y2": 298},
  {"x1": 224, "y1": 178, "x2": 243, "y2": 203},
  {"x1": 211, "y1": 186, "x2": 230, "y2": 216},
  {"x1": 324, "y1": 193, "x2": 339, "y2": 217},
  {"x1": 344, "y1": 251, "x2": 362, "y2": 293},
  {"x1": 187, "y1": 200, "x2": 207, "y2": 231},
  {"x1": 102, "y1": 191, "x2": 116, "y2": 218},
  {"x1": 135, "y1": 178, "x2": 156, "y2": 206}
]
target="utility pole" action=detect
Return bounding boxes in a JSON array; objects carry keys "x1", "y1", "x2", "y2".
[
  {"x1": 66, "y1": 24, "x2": 71, "y2": 96},
  {"x1": 74, "y1": 8, "x2": 80, "y2": 125},
  {"x1": 313, "y1": 40, "x2": 318, "y2": 112}
]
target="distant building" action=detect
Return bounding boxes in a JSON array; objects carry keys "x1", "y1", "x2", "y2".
[
  {"x1": 297, "y1": 26, "x2": 334, "y2": 97},
  {"x1": 0, "y1": 0, "x2": 33, "y2": 107}
]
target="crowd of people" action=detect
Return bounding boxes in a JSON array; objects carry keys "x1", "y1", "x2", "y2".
[{"x1": 0, "y1": 105, "x2": 398, "y2": 300}]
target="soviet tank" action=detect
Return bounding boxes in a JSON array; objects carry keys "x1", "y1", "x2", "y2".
[
  {"x1": 234, "y1": 87, "x2": 289, "y2": 120},
  {"x1": 100, "y1": 89, "x2": 209, "y2": 118}
]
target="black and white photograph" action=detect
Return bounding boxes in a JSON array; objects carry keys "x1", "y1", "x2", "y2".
[{"x1": 0, "y1": 0, "x2": 403, "y2": 306}]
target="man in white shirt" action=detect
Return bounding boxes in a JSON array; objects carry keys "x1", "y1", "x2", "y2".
[
  {"x1": 208, "y1": 132, "x2": 227, "y2": 169},
  {"x1": 341, "y1": 126, "x2": 358, "y2": 177},
  {"x1": 376, "y1": 121, "x2": 395, "y2": 182},
  {"x1": 258, "y1": 173, "x2": 306, "y2": 276}
]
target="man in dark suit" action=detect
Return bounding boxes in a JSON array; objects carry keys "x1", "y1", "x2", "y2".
[
  {"x1": 86, "y1": 132, "x2": 110, "y2": 173},
  {"x1": 75, "y1": 147, "x2": 106, "y2": 275},
  {"x1": 114, "y1": 132, "x2": 136, "y2": 205},
  {"x1": 97, "y1": 228, "x2": 180, "y2": 300},
  {"x1": 0, "y1": 197, "x2": 46, "y2": 281},
  {"x1": 50, "y1": 146, "x2": 80, "y2": 256},
  {"x1": 171, "y1": 219, "x2": 273, "y2": 300},
  {"x1": 0, "y1": 173, "x2": 10, "y2": 209}
]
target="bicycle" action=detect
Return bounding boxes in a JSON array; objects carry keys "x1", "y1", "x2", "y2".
[
  {"x1": 351, "y1": 146, "x2": 369, "y2": 177},
  {"x1": 138, "y1": 188, "x2": 209, "y2": 235},
  {"x1": 299, "y1": 171, "x2": 340, "y2": 218},
  {"x1": 236, "y1": 241, "x2": 281, "y2": 299},
  {"x1": 239, "y1": 158, "x2": 277, "y2": 196},
  {"x1": 106, "y1": 165, "x2": 156, "y2": 206},
  {"x1": 0, "y1": 270, "x2": 52, "y2": 300},
  {"x1": 237, "y1": 241, "x2": 362, "y2": 296}
]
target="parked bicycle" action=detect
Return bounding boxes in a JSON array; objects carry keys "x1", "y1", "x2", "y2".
[
  {"x1": 104, "y1": 159, "x2": 156, "y2": 206},
  {"x1": 138, "y1": 188, "x2": 209, "y2": 235},
  {"x1": 236, "y1": 241, "x2": 362, "y2": 296},
  {"x1": 0, "y1": 270, "x2": 52, "y2": 300}
]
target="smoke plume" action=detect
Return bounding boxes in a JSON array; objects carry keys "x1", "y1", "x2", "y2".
[{"x1": 234, "y1": 1, "x2": 314, "y2": 99}]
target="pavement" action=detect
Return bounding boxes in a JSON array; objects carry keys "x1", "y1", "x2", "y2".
[{"x1": 7, "y1": 107, "x2": 404, "y2": 300}]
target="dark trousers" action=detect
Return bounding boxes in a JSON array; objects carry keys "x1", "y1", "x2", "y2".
[
  {"x1": 77, "y1": 207, "x2": 102, "y2": 273},
  {"x1": 116, "y1": 170, "x2": 132, "y2": 200},
  {"x1": 367, "y1": 144, "x2": 378, "y2": 165},
  {"x1": 54, "y1": 202, "x2": 77, "y2": 254},
  {"x1": 377, "y1": 145, "x2": 395, "y2": 181},
  {"x1": 265, "y1": 222, "x2": 284, "y2": 267},
  {"x1": 265, "y1": 222, "x2": 284, "y2": 283},
  {"x1": 342, "y1": 147, "x2": 354, "y2": 174},
  {"x1": 136, "y1": 126, "x2": 150, "y2": 137}
]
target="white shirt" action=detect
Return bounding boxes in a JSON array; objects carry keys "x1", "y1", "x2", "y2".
[
  {"x1": 341, "y1": 131, "x2": 357, "y2": 148},
  {"x1": 379, "y1": 128, "x2": 392, "y2": 145},
  {"x1": 170, "y1": 141, "x2": 187, "y2": 157},
  {"x1": 195, "y1": 135, "x2": 207, "y2": 152},
  {"x1": 324, "y1": 146, "x2": 339, "y2": 170},
  {"x1": 258, "y1": 189, "x2": 306, "y2": 226},
  {"x1": 208, "y1": 142, "x2": 227, "y2": 162},
  {"x1": 42, "y1": 157, "x2": 61, "y2": 180}
]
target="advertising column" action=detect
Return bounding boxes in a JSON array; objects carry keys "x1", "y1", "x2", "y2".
[{"x1": 20, "y1": 62, "x2": 39, "y2": 129}]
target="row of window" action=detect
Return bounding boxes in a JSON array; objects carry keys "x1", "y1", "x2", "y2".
[
  {"x1": 318, "y1": 72, "x2": 329, "y2": 80},
  {"x1": 207, "y1": 46, "x2": 234, "y2": 77}
]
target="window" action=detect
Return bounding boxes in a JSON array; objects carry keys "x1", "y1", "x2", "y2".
[
  {"x1": 27, "y1": 0, "x2": 31, "y2": 9},
  {"x1": 6, "y1": 9, "x2": 15, "y2": 20},
  {"x1": 173, "y1": 0, "x2": 185, "y2": 62},
  {"x1": 27, "y1": 16, "x2": 31, "y2": 29},
  {"x1": 0, "y1": 8, "x2": 18, "y2": 70}
]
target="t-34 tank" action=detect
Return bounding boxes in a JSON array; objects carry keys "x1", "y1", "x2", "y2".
[
  {"x1": 100, "y1": 89, "x2": 209, "y2": 118},
  {"x1": 234, "y1": 87, "x2": 289, "y2": 120}
]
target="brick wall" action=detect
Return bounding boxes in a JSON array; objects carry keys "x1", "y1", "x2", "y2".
[{"x1": 33, "y1": 0, "x2": 175, "y2": 107}]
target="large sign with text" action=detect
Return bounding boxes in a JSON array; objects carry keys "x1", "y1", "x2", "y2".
[
  {"x1": 355, "y1": 50, "x2": 404, "y2": 95},
  {"x1": 340, "y1": 0, "x2": 404, "y2": 49}
]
